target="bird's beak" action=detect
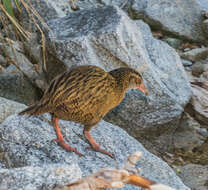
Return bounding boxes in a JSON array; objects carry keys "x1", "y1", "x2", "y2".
[{"x1": 138, "y1": 82, "x2": 148, "y2": 96}]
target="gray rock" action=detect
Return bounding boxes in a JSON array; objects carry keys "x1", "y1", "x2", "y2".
[
  {"x1": 18, "y1": 0, "x2": 59, "y2": 32},
  {"x1": 197, "y1": 127, "x2": 208, "y2": 137},
  {"x1": 0, "y1": 40, "x2": 41, "y2": 105},
  {"x1": 162, "y1": 37, "x2": 182, "y2": 49},
  {"x1": 179, "y1": 164, "x2": 208, "y2": 190},
  {"x1": 46, "y1": 6, "x2": 192, "y2": 150},
  {"x1": 25, "y1": 0, "x2": 131, "y2": 20},
  {"x1": 0, "y1": 164, "x2": 81, "y2": 190},
  {"x1": 0, "y1": 55, "x2": 8, "y2": 68},
  {"x1": 0, "y1": 97, "x2": 26, "y2": 123},
  {"x1": 130, "y1": 0, "x2": 205, "y2": 42},
  {"x1": 181, "y1": 59, "x2": 193, "y2": 67},
  {"x1": 0, "y1": 73, "x2": 40, "y2": 105},
  {"x1": 191, "y1": 62, "x2": 208, "y2": 77},
  {"x1": 0, "y1": 113, "x2": 189, "y2": 190},
  {"x1": 180, "y1": 47, "x2": 208, "y2": 62},
  {"x1": 202, "y1": 71, "x2": 208, "y2": 80},
  {"x1": 197, "y1": 0, "x2": 208, "y2": 11},
  {"x1": 202, "y1": 19, "x2": 208, "y2": 39},
  {"x1": 181, "y1": 59, "x2": 192, "y2": 71},
  {"x1": 173, "y1": 113, "x2": 206, "y2": 152}
]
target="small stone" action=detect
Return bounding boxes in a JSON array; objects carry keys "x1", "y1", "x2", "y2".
[
  {"x1": 197, "y1": 128, "x2": 208, "y2": 137},
  {"x1": 202, "y1": 19, "x2": 208, "y2": 38},
  {"x1": 162, "y1": 37, "x2": 182, "y2": 49},
  {"x1": 181, "y1": 59, "x2": 193, "y2": 67},
  {"x1": 180, "y1": 47, "x2": 208, "y2": 62},
  {"x1": 184, "y1": 48, "x2": 191, "y2": 52},
  {"x1": 202, "y1": 71, "x2": 208, "y2": 80},
  {"x1": 191, "y1": 62, "x2": 205, "y2": 77},
  {"x1": 0, "y1": 55, "x2": 8, "y2": 68}
]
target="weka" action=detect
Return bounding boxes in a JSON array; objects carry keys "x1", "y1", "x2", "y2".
[{"x1": 19, "y1": 65, "x2": 148, "y2": 158}]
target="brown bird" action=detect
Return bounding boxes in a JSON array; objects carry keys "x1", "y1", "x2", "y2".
[{"x1": 19, "y1": 65, "x2": 148, "y2": 158}]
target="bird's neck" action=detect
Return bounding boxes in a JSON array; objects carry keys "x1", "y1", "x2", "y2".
[{"x1": 109, "y1": 69, "x2": 129, "y2": 94}]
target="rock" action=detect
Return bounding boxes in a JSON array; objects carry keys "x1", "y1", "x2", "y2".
[
  {"x1": 0, "y1": 113, "x2": 190, "y2": 190},
  {"x1": 0, "y1": 40, "x2": 41, "y2": 105},
  {"x1": 173, "y1": 113, "x2": 206, "y2": 152},
  {"x1": 179, "y1": 164, "x2": 208, "y2": 190},
  {"x1": 197, "y1": 127, "x2": 208, "y2": 137},
  {"x1": 0, "y1": 72, "x2": 40, "y2": 105},
  {"x1": 180, "y1": 47, "x2": 208, "y2": 62},
  {"x1": 20, "y1": 0, "x2": 131, "y2": 23},
  {"x1": 0, "y1": 65, "x2": 4, "y2": 73},
  {"x1": 191, "y1": 62, "x2": 208, "y2": 77},
  {"x1": 187, "y1": 81, "x2": 208, "y2": 125},
  {"x1": 0, "y1": 164, "x2": 81, "y2": 190},
  {"x1": 19, "y1": 0, "x2": 59, "y2": 32},
  {"x1": 46, "y1": 6, "x2": 192, "y2": 151},
  {"x1": 162, "y1": 37, "x2": 182, "y2": 49},
  {"x1": 181, "y1": 59, "x2": 193, "y2": 71},
  {"x1": 130, "y1": 0, "x2": 205, "y2": 42},
  {"x1": 202, "y1": 71, "x2": 208, "y2": 80},
  {"x1": 197, "y1": 0, "x2": 208, "y2": 11},
  {"x1": 0, "y1": 97, "x2": 26, "y2": 123},
  {"x1": 201, "y1": 19, "x2": 208, "y2": 39},
  {"x1": 0, "y1": 55, "x2": 8, "y2": 68}
]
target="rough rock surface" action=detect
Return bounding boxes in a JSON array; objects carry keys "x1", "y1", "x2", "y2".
[
  {"x1": 130, "y1": 0, "x2": 205, "y2": 42},
  {"x1": 191, "y1": 61, "x2": 208, "y2": 77},
  {"x1": 189, "y1": 82, "x2": 208, "y2": 125},
  {"x1": 179, "y1": 164, "x2": 208, "y2": 190},
  {"x1": 0, "y1": 164, "x2": 81, "y2": 190},
  {"x1": 202, "y1": 19, "x2": 208, "y2": 39},
  {"x1": 25, "y1": 0, "x2": 131, "y2": 20},
  {"x1": 0, "y1": 73, "x2": 39, "y2": 105},
  {"x1": 0, "y1": 40, "x2": 40, "y2": 105},
  {"x1": 197, "y1": 0, "x2": 208, "y2": 11},
  {"x1": 0, "y1": 113, "x2": 189, "y2": 190},
  {"x1": 0, "y1": 97, "x2": 26, "y2": 123},
  {"x1": 173, "y1": 113, "x2": 206, "y2": 152},
  {"x1": 46, "y1": 6, "x2": 192, "y2": 150},
  {"x1": 180, "y1": 48, "x2": 208, "y2": 62}
]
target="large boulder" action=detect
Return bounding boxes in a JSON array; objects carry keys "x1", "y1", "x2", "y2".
[
  {"x1": 130, "y1": 0, "x2": 205, "y2": 42},
  {"x1": 46, "y1": 6, "x2": 192, "y2": 150},
  {"x1": 0, "y1": 113, "x2": 189, "y2": 190}
]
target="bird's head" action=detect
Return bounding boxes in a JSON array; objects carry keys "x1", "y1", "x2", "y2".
[
  {"x1": 109, "y1": 67, "x2": 148, "y2": 96},
  {"x1": 126, "y1": 68, "x2": 148, "y2": 96}
]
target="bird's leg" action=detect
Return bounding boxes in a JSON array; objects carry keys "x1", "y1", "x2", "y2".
[
  {"x1": 52, "y1": 116, "x2": 83, "y2": 156},
  {"x1": 84, "y1": 128, "x2": 114, "y2": 158}
]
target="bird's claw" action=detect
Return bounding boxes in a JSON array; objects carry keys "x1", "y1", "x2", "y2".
[
  {"x1": 52, "y1": 138, "x2": 83, "y2": 157},
  {"x1": 86, "y1": 146, "x2": 115, "y2": 159}
]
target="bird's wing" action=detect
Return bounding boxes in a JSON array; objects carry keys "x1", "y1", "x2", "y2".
[{"x1": 42, "y1": 66, "x2": 116, "y2": 112}]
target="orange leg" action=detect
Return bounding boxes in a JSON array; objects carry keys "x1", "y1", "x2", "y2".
[
  {"x1": 52, "y1": 116, "x2": 83, "y2": 156},
  {"x1": 84, "y1": 129, "x2": 114, "y2": 158}
]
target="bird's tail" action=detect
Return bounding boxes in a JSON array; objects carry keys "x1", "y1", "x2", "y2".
[{"x1": 19, "y1": 101, "x2": 49, "y2": 116}]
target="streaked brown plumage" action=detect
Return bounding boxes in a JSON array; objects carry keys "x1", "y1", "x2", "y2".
[{"x1": 19, "y1": 65, "x2": 148, "y2": 158}]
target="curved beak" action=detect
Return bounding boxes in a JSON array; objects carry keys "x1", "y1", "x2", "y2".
[{"x1": 138, "y1": 81, "x2": 148, "y2": 96}]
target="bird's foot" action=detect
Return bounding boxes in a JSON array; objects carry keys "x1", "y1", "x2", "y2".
[
  {"x1": 52, "y1": 138, "x2": 83, "y2": 157},
  {"x1": 90, "y1": 145, "x2": 115, "y2": 159},
  {"x1": 84, "y1": 130, "x2": 115, "y2": 158}
]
